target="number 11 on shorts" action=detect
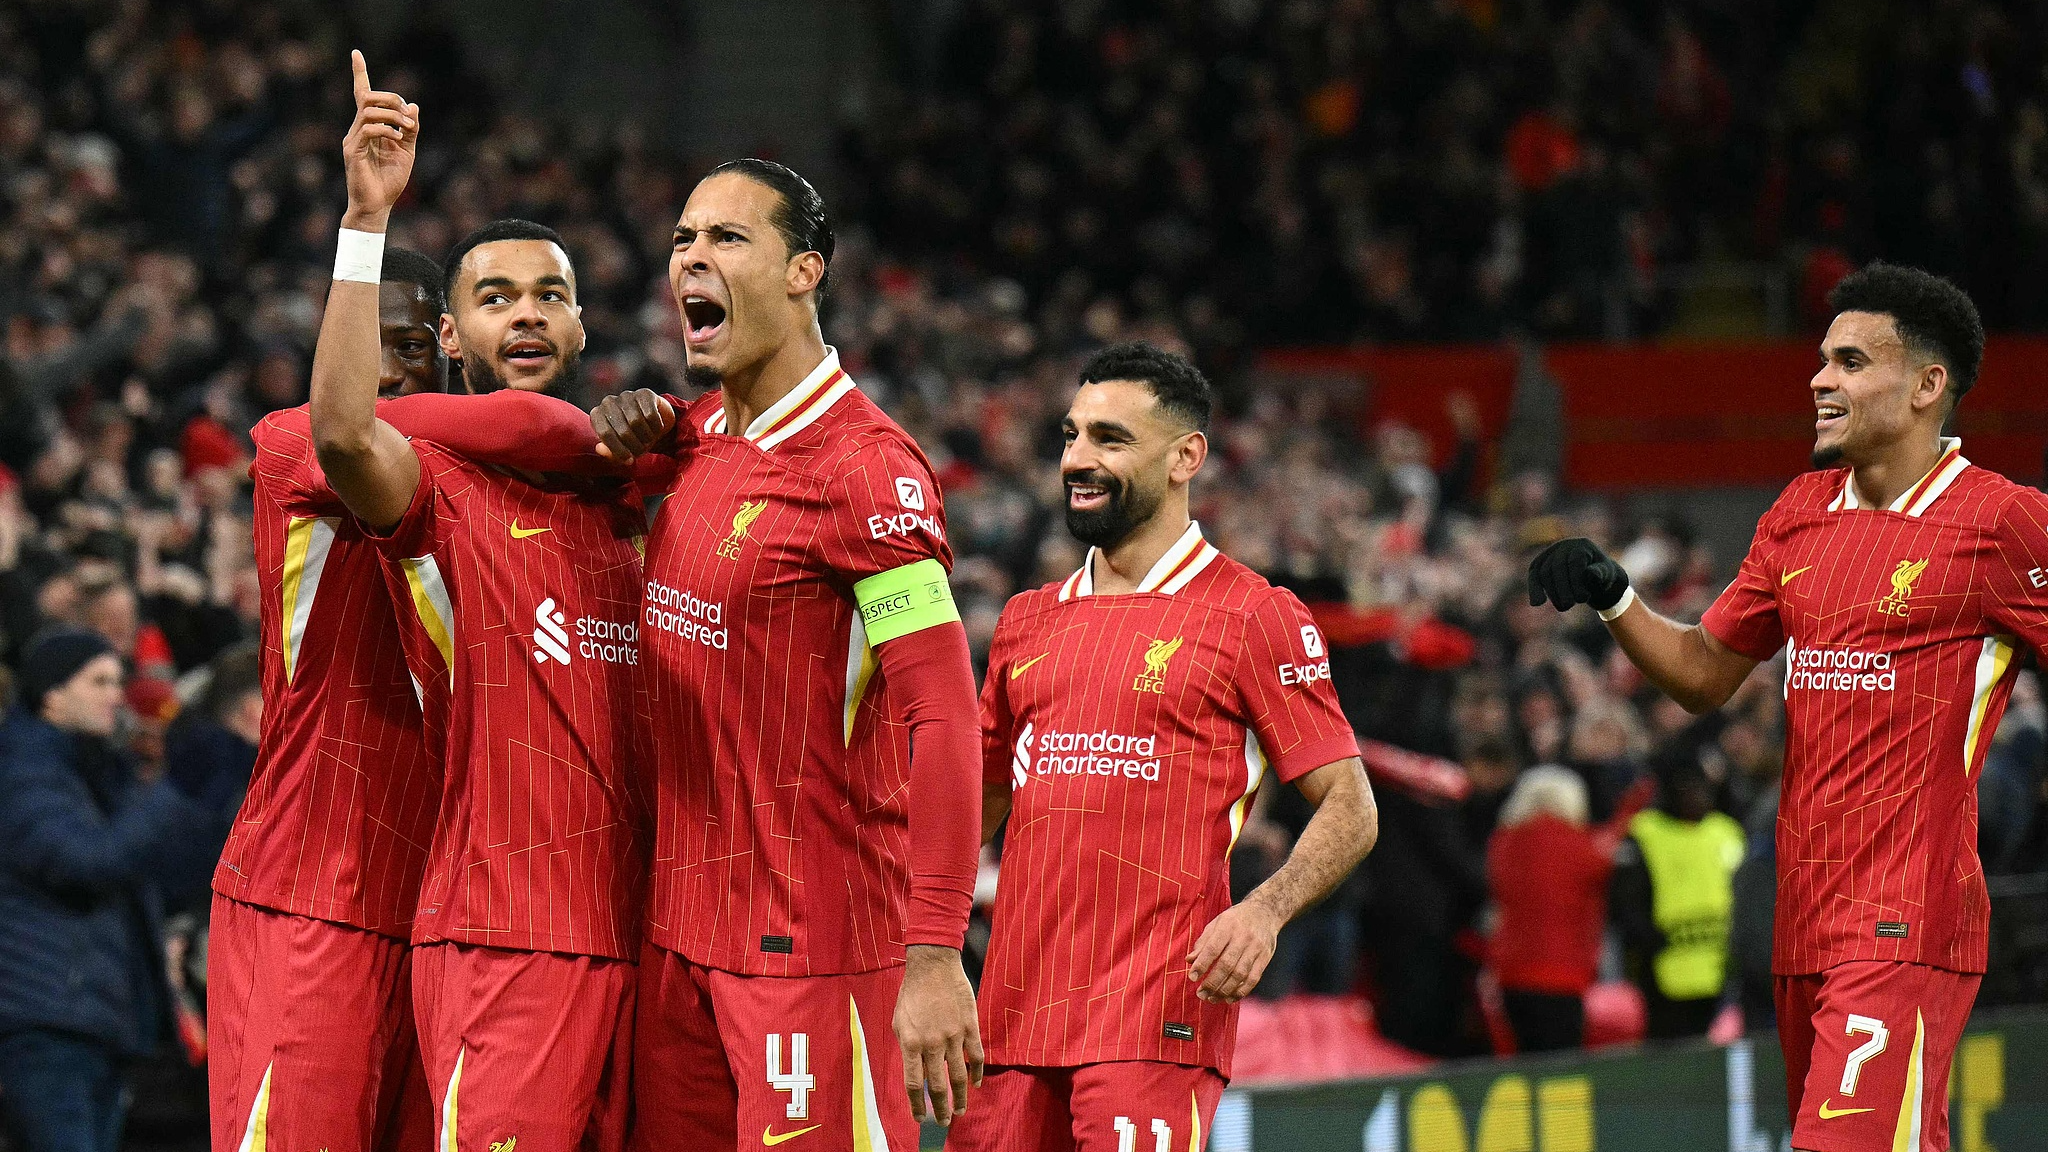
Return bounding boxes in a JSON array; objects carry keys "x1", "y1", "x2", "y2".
[{"x1": 1112, "y1": 1115, "x2": 1172, "y2": 1152}]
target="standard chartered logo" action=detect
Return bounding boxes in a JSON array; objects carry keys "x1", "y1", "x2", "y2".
[
  {"x1": 532, "y1": 596, "x2": 639, "y2": 666},
  {"x1": 1018, "y1": 726, "x2": 1164, "y2": 782},
  {"x1": 534, "y1": 598, "x2": 572, "y2": 664},
  {"x1": 1785, "y1": 638, "x2": 1894, "y2": 692},
  {"x1": 643, "y1": 579, "x2": 728, "y2": 650}
]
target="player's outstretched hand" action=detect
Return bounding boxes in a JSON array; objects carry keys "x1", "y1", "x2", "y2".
[
  {"x1": 1527, "y1": 537, "x2": 1631, "y2": 613},
  {"x1": 590, "y1": 388, "x2": 677, "y2": 461},
  {"x1": 341, "y1": 50, "x2": 418, "y2": 221},
  {"x1": 1187, "y1": 900, "x2": 1281, "y2": 1004},
  {"x1": 894, "y1": 944, "x2": 985, "y2": 1127}
]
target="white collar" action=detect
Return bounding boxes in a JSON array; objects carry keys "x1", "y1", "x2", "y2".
[
  {"x1": 1830, "y1": 437, "x2": 1968, "y2": 517},
  {"x1": 1058, "y1": 521, "x2": 1220, "y2": 600},
  {"x1": 701, "y1": 347, "x2": 856, "y2": 450}
]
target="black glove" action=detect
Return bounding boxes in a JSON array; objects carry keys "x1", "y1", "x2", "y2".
[{"x1": 1527, "y1": 537, "x2": 1631, "y2": 612}]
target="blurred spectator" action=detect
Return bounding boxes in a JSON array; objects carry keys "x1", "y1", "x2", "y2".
[
  {"x1": 1612, "y1": 756, "x2": 1746, "y2": 1041},
  {"x1": 0, "y1": 629, "x2": 198, "y2": 1152},
  {"x1": 1486, "y1": 766, "x2": 1649, "y2": 1053},
  {"x1": 160, "y1": 642, "x2": 262, "y2": 914},
  {"x1": 1980, "y1": 670, "x2": 2047, "y2": 876}
]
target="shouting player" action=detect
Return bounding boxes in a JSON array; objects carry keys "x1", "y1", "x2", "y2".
[
  {"x1": 216, "y1": 232, "x2": 613, "y2": 1151},
  {"x1": 307, "y1": 54, "x2": 646, "y2": 1151},
  {"x1": 1529, "y1": 263, "x2": 2048, "y2": 1152},
  {"x1": 588, "y1": 159, "x2": 983, "y2": 1148},
  {"x1": 946, "y1": 343, "x2": 1378, "y2": 1152}
]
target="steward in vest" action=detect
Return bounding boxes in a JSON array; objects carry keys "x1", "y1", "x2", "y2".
[{"x1": 1612, "y1": 756, "x2": 1745, "y2": 1040}]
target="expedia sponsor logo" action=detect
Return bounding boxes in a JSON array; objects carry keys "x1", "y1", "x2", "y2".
[
  {"x1": 644, "y1": 579, "x2": 729, "y2": 650},
  {"x1": 867, "y1": 510, "x2": 944, "y2": 541},
  {"x1": 1023, "y1": 727, "x2": 1164, "y2": 782},
  {"x1": 1279, "y1": 660, "x2": 1331, "y2": 686},
  {"x1": 1786, "y1": 640, "x2": 1894, "y2": 692},
  {"x1": 533, "y1": 597, "x2": 638, "y2": 665}
]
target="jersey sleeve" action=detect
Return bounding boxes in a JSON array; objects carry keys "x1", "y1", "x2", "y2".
[
  {"x1": 823, "y1": 437, "x2": 962, "y2": 646},
  {"x1": 979, "y1": 612, "x2": 1020, "y2": 790},
  {"x1": 249, "y1": 409, "x2": 341, "y2": 516},
  {"x1": 380, "y1": 390, "x2": 617, "y2": 474},
  {"x1": 1700, "y1": 507, "x2": 1786, "y2": 661},
  {"x1": 362, "y1": 442, "x2": 446, "y2": 560},
  {"x1": 1237, "y1": 588, "x2": 1361, "y2": 784},
  {"x1": 1984, "y1": 487, "x2": 2048, "y2": 656}
]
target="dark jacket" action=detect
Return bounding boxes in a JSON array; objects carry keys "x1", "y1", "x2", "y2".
[{"x1": 0, "y1": 707, "x2": 191, "y2": 1054}]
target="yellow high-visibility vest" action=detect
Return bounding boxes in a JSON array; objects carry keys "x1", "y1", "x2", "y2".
[{"x1": 1629, "y1": 808, "x2": 1745, "y2": 1001}]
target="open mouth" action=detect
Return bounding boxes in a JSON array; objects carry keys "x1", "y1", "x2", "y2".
[
  {"x1": 1066, "y1": 479, "x2": 1111, "y2": 510},
  {"x1": 682, "y1": 295, "x2": 727, "y2": 344},
  {"x1": 502, "y1": 338, "x2": 554, "y2": 368},
  {"x1": 1815, "y1": 401, "x2": 1846, "y2": 434}
]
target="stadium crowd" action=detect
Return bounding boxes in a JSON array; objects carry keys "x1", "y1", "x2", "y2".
[{"x1": 0, "y1": 0, "x2": 2046, "y2": 1139}]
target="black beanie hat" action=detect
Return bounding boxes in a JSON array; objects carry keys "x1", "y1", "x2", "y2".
[{"x1": 18, "y1": 628, "x2": 116, "y2": 714}]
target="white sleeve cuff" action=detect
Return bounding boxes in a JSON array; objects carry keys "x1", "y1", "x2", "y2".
[
  {"x1": 333, "y1": 228, "x2": 386, "y2": 284},
  {"x1": 1597, "y1": 584, "x2": 1638, "y2": 622}
]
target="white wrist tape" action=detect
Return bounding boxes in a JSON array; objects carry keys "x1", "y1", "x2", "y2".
[
  {"x1": 333, "y1": 228, "x2": 386, "y2": 284},
  {"x1": 1597, "y1": 584, "x2": 1637, "y2": 622}
]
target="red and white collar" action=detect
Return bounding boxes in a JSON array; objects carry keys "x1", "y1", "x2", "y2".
[
  {"x1": 1829, "y1": 437, "x2": 1968, "y2": 516},
  {"x1": 700, "y1": 347, "x2": 857, "y2": 450},
  {"x1": 1058, "y1": 521, "x2": 1220, "y2": 601}
]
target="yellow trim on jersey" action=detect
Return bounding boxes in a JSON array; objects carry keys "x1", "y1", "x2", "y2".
[
  {"x1": 1189, "y1": 1089, "x2": 1203, "y2": 1152},
  {"x1": 1893, "y1": 1011, "x2": 1926, "y2": 1152},
  {"x1": 440, "y1": 1047, "x2": 464, "y2": 1152},
  {"x1": 1963, "y1": 636, "x2": 2016, "y2": 776},
  {"x1": 849, "y1": 995, "x2": 891, "y2": 1152},
  {"x1": 844, "y1": 621, "x2": 879, "y2": 747},
  {"x1": 235, "y1": 1062, "x2": 273, "y2": 1152},
  {"x1": 279, "y1": 517, "x2": 338, "y2": 685},
  {"x1": 402, "y1": 556, "x2": 457, "y2": 687},
  {"x1": 1227, "y1": 730, "x2": 1268, "y2": 851}
]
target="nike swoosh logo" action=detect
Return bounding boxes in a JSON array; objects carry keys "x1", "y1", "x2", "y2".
[
  {"x1": 509, "y1": 522, "x2": 551, "y2": 539},
  {"x1": 1781, "y1": 565, "x2": 1814, "y2": 585},
  {"x1": 1010, "y1": 653, "x2": 1050, "y2": 680},
  {"x1": 1817, "y1": 1099, "x2": 1874, "y2": 1120},
  {"x1": 762, "y1": 1125, "x2": 823, "y2": 1146}
]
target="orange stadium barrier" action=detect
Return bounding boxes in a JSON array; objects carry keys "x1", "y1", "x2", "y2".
[{"x1": 1265, "y1": 337, "x2": 2048, "y2": 490}]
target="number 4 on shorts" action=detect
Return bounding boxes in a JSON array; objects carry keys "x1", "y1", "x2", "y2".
[{"x1": 1841, "y1": 1014, "x2": 1890, "y2": 1096}]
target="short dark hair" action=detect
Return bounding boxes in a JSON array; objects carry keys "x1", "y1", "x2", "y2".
[
  {"x1": 1078, "y1": 342, "x2": 1213, "y2": 432},
  {"x1": 382, "y1": 246, "x2": 447, "y2": 315},
  {"x1": 706, "y1": 158, "x2": 835, "y2": 295},
  {"x1": 1827, "y1": 261, "x2": 1985, "y2": 406},
  {"x1": 442, "y1": 219, "x2": 572, "y2": 300}
]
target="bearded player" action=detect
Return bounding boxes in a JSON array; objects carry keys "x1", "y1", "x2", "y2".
[
  {"x1": 588, "y1": 159, "x2": 982, "y2": 1149},
  {"x1": 216, "y1": 215, "x2": 618, "y2": 1150},
  {"x1": 307, "y1": 54, "x2": 646, "y2": 1150},
  {"x1": 943, "y1": 343, "x2": 1377, "y2": 1152},
  {"x1": 1530, "y1": 263, "x2": 2048, "y2": 1152}
]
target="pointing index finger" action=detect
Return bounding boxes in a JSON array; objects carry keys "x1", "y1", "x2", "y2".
[{"x1": 351, "y1": 49, "x2": 370, "y2": 107}]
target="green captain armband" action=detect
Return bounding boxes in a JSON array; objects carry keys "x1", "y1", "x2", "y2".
[{"x1": 854, "y1": 558, "x2": 960, "y2": 644}]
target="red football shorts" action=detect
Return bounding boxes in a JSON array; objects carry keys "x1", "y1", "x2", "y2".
[
  {"x1": 411, "y1": 940, "x2": 635, "y2": 1152},
  {"x1": 206, "y1": 894, "x2": 431, "y2": 1152},
  {"x1": 630, "y1": 941, "x2": 917, "y2": 1152},
  {"x1": 1776, "y1": 960, "x2": 1981, "y2": 1152},
  {"x1": 945, "y1": 1061, "x2": 1225, "y2": 1152}
]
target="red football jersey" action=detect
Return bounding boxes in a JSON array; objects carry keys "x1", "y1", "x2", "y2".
[
  {"x1": 976, "y1": 525, "x2": 1361, "y2": 1076},
  {"x1": 1703, "y1": 440, "x2": 2048, "y2": 975},
  {"x1": 637, "y1": 350, "x2": 956, "y2": 976},
  {"x1": 375, "y1": 440, "x2": 649, "y2": 960},
  {"x1": 218, "y1": 407, "x2": 439, "y2": 935}
]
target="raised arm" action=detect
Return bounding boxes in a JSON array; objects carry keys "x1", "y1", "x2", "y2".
[
  {"x1": 309, "y1": 52, "x2": 423, "y2": 532},
  {"x1": 1529, "y1": 538, "x2": 1759, "y2": 714}
]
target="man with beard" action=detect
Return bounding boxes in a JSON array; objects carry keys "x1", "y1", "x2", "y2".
[
  {"x1": 945, "y1": 342, "x2": 1378, "y2": 1152},
  {"x1": 1528, "y1": 263, "x2": 2048, "y2": 1152},
  {"x1": 585, "y1": 158, "x2": 983, "y2": 1149},
  {"x1": 307, "y1": 53, "x2": 645, "y2": 1151}
]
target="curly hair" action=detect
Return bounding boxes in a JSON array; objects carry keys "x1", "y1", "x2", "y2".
[{"x1": 1827, "y1": 261, "x2": 1985, "y2": 408}]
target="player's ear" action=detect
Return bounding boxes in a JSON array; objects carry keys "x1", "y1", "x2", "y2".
[
  {"x1": 437, "y1": 313, "x2": 460, "y2": 361},
  {"x1": 1912, "y1": 361, "x2": 1948, "y2": 414},
  {"x1": 787, "y1": 251, "x2": 825, "y2": 298},
  {"x1": 1170, "y1": 430, "x2": 1207, "y2": 485}
]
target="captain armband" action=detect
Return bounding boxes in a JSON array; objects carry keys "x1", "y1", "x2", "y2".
[{"x1": 853, "y1": 558, "x2": 960, "y2": 644}]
